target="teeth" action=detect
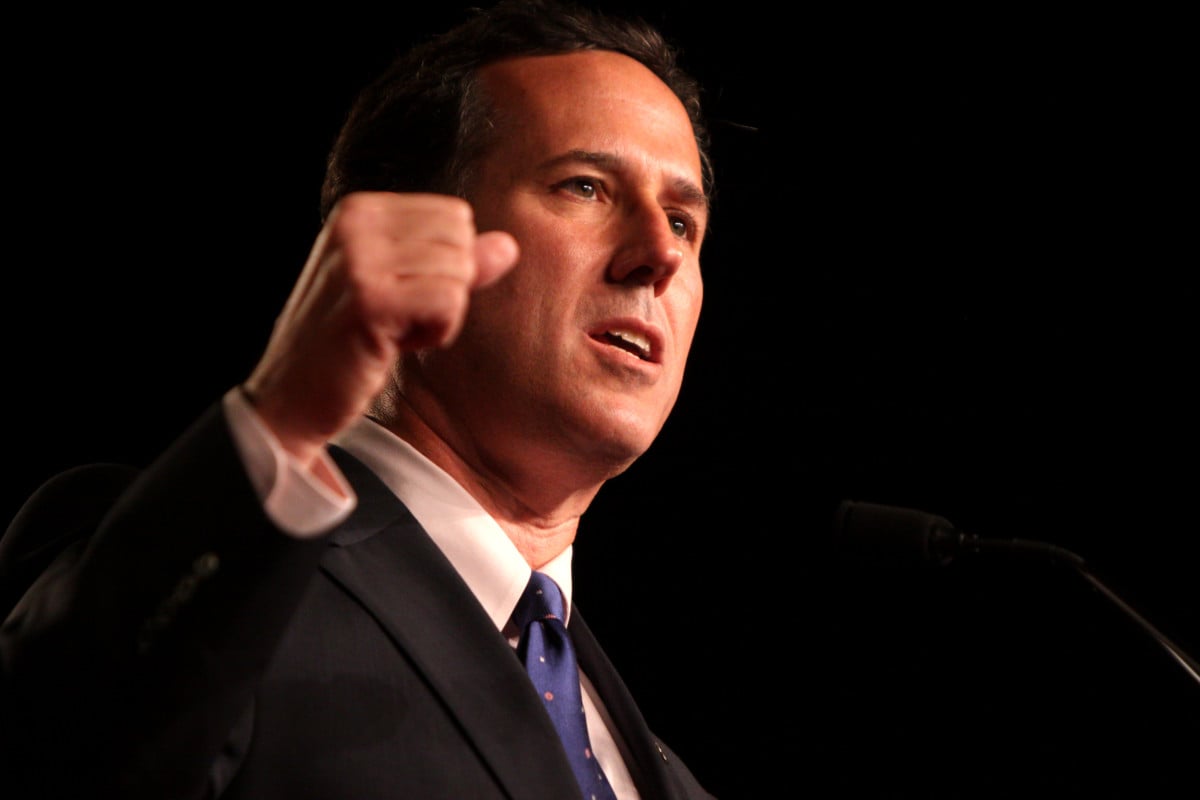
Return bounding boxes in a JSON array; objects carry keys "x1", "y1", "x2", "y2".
[{"x1": 607, "y1": 329, "x2": 651, "y2": 358}]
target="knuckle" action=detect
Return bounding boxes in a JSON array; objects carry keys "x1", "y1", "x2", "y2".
[{"x1": 440, "y1": 194, "x2": 474, "y2": 222}]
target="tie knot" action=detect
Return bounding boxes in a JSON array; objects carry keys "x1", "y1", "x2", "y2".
[{"x1": 512, "y1": 571, "x2": 565, "y2": 629}]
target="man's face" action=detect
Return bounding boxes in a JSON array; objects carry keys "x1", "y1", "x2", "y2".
[{"x1": 409, "y1": 49, "x2": 707, "y2": 480}]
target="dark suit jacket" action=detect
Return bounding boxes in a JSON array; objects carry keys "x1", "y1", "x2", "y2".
[{"x1": 0, "y1": 402, "x2": 714, "y2": 800}]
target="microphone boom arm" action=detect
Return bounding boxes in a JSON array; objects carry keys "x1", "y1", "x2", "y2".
[{"x1": 835, "y1": 500, "x2": 1200, "y2": 686}]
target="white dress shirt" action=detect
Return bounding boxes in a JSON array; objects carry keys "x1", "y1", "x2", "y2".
[{"x1": 222, "y1": 388, "x2": 639, "y2": 798}]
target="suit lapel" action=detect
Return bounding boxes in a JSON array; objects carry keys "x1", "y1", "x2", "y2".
[
  {"x1": 320, "y1": 447, "x2": 582, "y2": 800},
  {"x1": 570, "y1": 611, "x2": 689, "y2": 800}
]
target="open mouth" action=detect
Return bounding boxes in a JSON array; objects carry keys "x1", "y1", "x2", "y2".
[{"x1": 597, "y1": 329, "x2": 652, "y2": 361}]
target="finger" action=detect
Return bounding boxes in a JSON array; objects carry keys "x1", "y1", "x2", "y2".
[
  {"x1": 336, "y1": 191, "x2": 478, "y2": 250},
  {"x1": 473, "y1": 230, "x2": 520, "y2": 288},
  {"x1": 381, "y1": 276, "x2": 472, "y2": 349}
]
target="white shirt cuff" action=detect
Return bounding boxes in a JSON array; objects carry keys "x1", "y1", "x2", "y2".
[{"x1": 221, "y1": 387, "x2": 356, "y2": 538}]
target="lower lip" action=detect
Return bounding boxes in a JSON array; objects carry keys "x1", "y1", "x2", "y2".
[{"x1": 587, "y1": 335, "x2": 659, "y2": 372}]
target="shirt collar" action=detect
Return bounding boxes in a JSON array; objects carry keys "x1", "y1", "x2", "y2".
[{"x1": 332, "y1": 416, "x2": 574, "y2": 630}]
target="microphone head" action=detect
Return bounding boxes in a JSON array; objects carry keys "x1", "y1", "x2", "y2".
[{"x1": 832, "y1": 500, "x2": 960, "y2": 568}]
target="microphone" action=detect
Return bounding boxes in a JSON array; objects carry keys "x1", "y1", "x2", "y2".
[
  {"x1": 831, "y1": 499, "x2": 1085, "y2": 569},
  {"x1": 831, "y1": 499, "x2": 1200, "y2": 685}
]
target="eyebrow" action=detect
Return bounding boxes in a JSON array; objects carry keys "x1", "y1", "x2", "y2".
[{"x1": 542, "y1": 149, "x2": 709, "y2": 214}]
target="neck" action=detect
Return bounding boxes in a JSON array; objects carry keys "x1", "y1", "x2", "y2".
[{"x1": 370, "y1": 389, "x2": 606, "y2": 569}]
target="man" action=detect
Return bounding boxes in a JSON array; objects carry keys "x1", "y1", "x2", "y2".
[{"x1": 0, "y1": 1, "x2": 716, "y2": 798}]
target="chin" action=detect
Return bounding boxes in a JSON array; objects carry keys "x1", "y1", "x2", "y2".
[
  {"x1": 576, "y1": 408, "x2": 663, "y2": 467},
  {"x1": 549, "y1": 387, "x2": 670, "y2": 466}
]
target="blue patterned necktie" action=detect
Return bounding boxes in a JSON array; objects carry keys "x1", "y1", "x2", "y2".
[{"x1": 512, "y1": 571, "x2": 619, "y2": 800}]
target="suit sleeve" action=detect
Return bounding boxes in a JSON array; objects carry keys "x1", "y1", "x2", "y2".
[{"x1": 0, "y1": 400, "x2": 330, "y2": 800}]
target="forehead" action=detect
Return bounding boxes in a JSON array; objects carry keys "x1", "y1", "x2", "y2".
[{"x1": 476, "y1": 50, "x2": 704, "y2": 190}]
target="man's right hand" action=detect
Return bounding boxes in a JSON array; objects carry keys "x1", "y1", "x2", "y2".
[{"x1": 242, "y1": 191, "x2": 519, "y2": 468}]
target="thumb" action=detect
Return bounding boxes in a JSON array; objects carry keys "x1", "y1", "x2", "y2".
[{"x1": 473, "y1": 230, "x2": 520, "y2": 288}]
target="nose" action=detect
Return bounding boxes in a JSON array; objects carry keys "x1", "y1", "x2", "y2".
[{"x1": 607, "y1": 203, "x2": 685, "y2": 294}]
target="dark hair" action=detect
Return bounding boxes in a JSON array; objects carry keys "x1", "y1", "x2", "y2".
[{"x1": 319, "y1": 0, "x2": 712, "y2": 221}]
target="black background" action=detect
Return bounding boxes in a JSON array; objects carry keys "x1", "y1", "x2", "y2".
[{"x1": 5, "y1": 3, "x2": 1196, "y2": 797}]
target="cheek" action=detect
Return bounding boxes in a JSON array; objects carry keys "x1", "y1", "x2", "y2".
[
  {"x1": 670, "y1": 271, "x2": 704, "y2": 349},
  {"x1": 508, "y1": 226, "x2": 600, "y2": 305},
  {"x1": 472, "y1": 233, "x2": 591, "y2": 356}
]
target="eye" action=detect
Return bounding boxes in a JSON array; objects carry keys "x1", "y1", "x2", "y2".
[
  {"x1": 667, "y1": 211, "x2": 697, "y2": 240},
  {"x1": 555, "y1": 176, "x2": 600, "y2": 200}
]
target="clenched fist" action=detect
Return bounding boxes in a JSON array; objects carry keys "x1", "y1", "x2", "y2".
[{"x1": 243, "y1": 192, "x2": 519, "y2": 467}]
